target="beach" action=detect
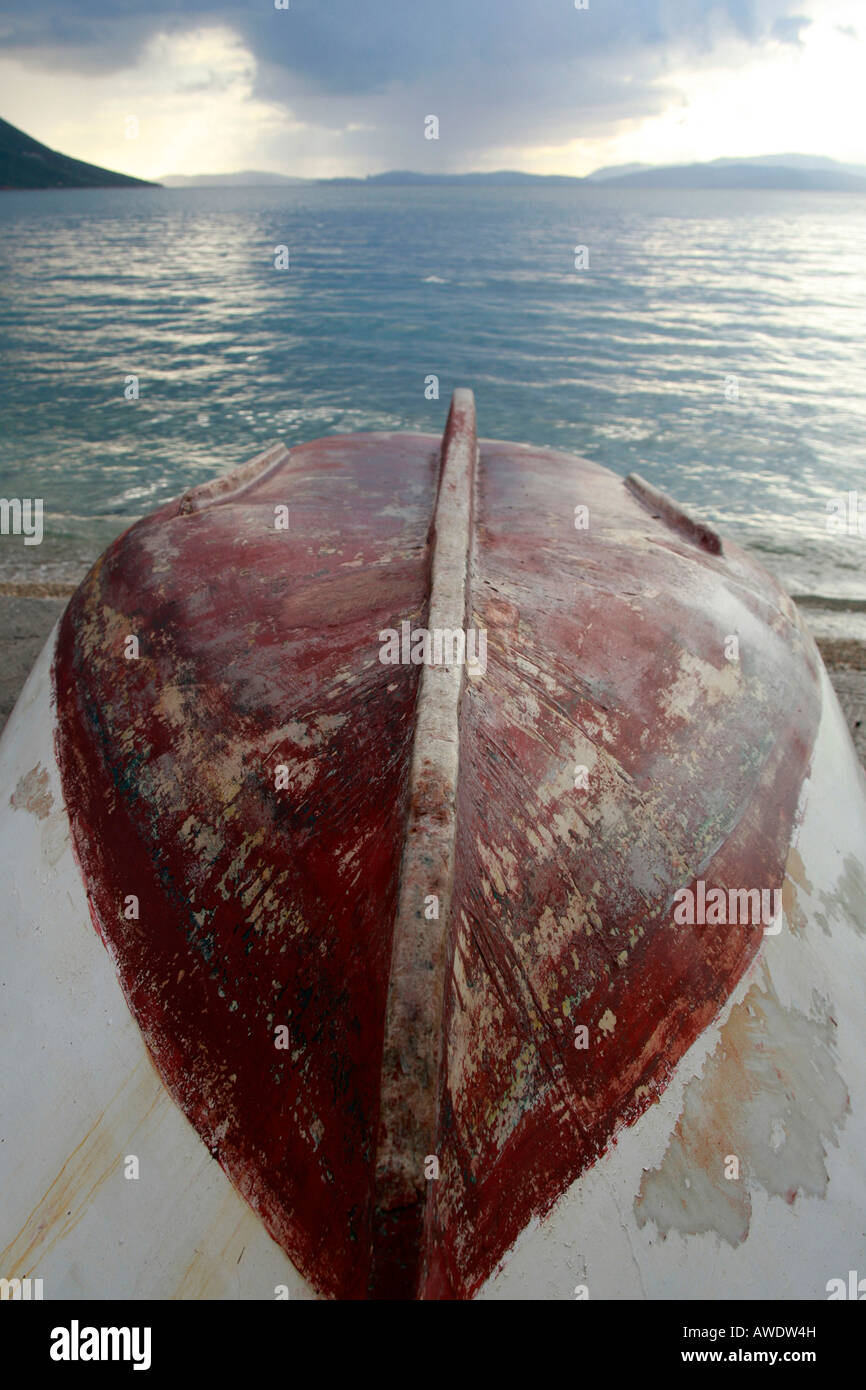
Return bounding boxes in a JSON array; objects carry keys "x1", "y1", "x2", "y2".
[
  {"x1": 0, "y1": 592, "x2": 66, "y2": 733},
  {"x1": 2, "y1": 588, "x2": 863, "y2": 767}
]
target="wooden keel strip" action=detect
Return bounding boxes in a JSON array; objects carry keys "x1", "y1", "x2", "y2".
[
  {"x1": 625, "y1": 471, "x2": 722, "y2": 555},
  {"x1": 369, "y1": 388, "x2": 478, "y2": 1298},
  {"x1": 176, "y1": 441, "x2": 292, "y2": 515}
]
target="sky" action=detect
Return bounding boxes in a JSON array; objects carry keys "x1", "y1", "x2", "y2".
[{"x1": 0, "y1": 0, "x2": 864, "y2": 179}]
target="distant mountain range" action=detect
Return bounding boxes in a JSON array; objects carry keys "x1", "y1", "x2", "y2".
[
  {"x1": 587, "y1": 153, "x2": 866, "y2": 185},
  {"x1": 328, "y1": 169, "x2": 581, "y2": 186},
  {"x1": 0, "y1": 116, "x2": 156, "y2": 190},
  {"x1": 145, "y1": 157, "x2": 866, "y2": 191},
  {"x1": 332, "y1": 156, "x2": 866, "y2": 191},
  {"x1": 2, "y1": 112, "x2": 865, "y2": 193},
  {"x1": 585, "y1": 154, "x2": 866, "y2": 190}
]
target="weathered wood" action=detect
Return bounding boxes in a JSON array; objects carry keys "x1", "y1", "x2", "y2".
[{"x1": 370, "y1": 389, "x2": 477, "y2": 1296}]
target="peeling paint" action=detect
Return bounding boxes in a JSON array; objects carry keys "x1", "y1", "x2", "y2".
[
  {"x1": 10, "y1": 763, "x2": 53, "y2": 819},
  {"x1": 634, "y1": 976, "x2": 849, "y2": 1245},
  {"x1": 814, "y1": 854, "x2": 866, "y2": 938}
]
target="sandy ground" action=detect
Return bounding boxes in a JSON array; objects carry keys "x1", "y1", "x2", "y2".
[
  {"x1": 1, "y1": 593, "x2": 864, "y2": 767},
  {"x1": 0, "y1": 596, "x2": 67, "y2": 734}
]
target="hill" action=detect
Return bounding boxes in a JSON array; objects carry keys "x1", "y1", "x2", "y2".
[{"x1": 0, "y1": 116, "x2": 156, "y2": 190}]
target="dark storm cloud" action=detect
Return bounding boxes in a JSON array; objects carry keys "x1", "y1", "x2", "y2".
[
  {"x1": 0, "y1": 0, "x2": 815, "y2": 83},
  {"x1": 0, "y1": 0, "x2": 817, "y2": 164}
]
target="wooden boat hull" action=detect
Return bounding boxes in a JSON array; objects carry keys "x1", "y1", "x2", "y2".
[{"x1": 2, "y1": 392, "x2": 865, "y2": 1299}]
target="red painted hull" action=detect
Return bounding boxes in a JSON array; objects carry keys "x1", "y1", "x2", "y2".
[{"x1": 52, "y1": 395, "x2": 820, "y2": 1298}]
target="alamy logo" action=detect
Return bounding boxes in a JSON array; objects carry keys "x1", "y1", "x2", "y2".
[
  {"x1": 826, "y1": 1270, "x2": 866, "y2": 1299},
  {"x1": 0, "y1": 497, "x2": 43, "y2": 545},
  {"x1": 672, "y1": 881, "x2": 782, "y2": 935},
  {"x1": 379, "y1": 621, "x2": 487, "y2": 675},
  {"x1": 826, "y1": 492, "x2": 866, "y2": 536},
  {"x1": 0, "y1": 1276, "x2": 43, "y2": 1299},
  {"x1": 50, "y1": 1320, "x2": 152, "y2": 1371}
]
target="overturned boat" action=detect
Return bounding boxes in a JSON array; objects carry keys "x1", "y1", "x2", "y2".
[{"x1": 1, "y1": 390, "x2": 865, "y2": 1300}]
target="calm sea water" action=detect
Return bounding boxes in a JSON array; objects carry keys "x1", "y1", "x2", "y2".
[{"x1": 1, "y1": 184, "x2": 865, "y2": 634}]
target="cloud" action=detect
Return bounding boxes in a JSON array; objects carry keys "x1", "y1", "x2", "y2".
[
  {"x1": 771, "y1": 14, "x2": 812, "y2": 43},
  {"x1": 0, "y1": 1, "x2": 817, "y2": 90},
  {"x1": 0, "y1": 0, "x2": 860, "y2": 174}
]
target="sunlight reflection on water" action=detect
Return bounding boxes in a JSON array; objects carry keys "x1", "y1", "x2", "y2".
[{"x1": 1, "y1": 183, "x2": 865, "y2": 601}]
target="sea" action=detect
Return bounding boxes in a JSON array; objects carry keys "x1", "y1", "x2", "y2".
[{"x1": 1, "y1": 182, "x2": 864, "y2": 638}]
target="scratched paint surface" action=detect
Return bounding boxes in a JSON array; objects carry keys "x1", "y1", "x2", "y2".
[
  {"x1": 426, "y1": 442, "x2": 821, "y2": 1297},
  {"x1": 53, "y1": 425, "x2": 821, "y2": 1299},
  {"x1": 53, "y1": 432, "x2": 438, "y2": 1299}
]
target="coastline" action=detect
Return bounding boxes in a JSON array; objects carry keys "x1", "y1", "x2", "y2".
[{"x1": 1, "y1": 588, "x2": 863, "y2": 767}]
